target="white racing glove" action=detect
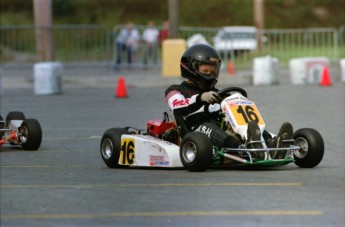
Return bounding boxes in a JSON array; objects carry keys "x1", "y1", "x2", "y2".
[
  {"x1": 208, "y1": 103, "x2": 221, "y2": 112},
  {"x1": 200, "y1": 91, "x2": 221, "y2": 104}
]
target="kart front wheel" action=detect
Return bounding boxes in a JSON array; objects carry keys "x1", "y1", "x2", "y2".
[
  {"x1": 293, "y1": 128, "x2": 324, "y2": 168},
  {"x1": 100, "y1": 128, "x2": 129, "y2": 168},
  {"x1": 20, "y1": 119, "x2": 42, "y2": 150},
  {"x1": 180, "y1": 132, "x2": 213, "y2": 172}
]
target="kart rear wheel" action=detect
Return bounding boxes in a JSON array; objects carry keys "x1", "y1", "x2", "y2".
[
  {"x1": 20, "y1": 119, "x2": 42, "y2": 150},
  {"x1": 0, "y1": 115, "x2": 4, "y2": 137},
  {"x1": 180, "y1": 132, "x2": 213, "y2": 172},
  {"x1": 293, "y1": 128, "x2": 324, "y2": 168},
  {"x1": 6, "y1": 111, "x2": 26, "y2": 125},
  {"x1": 100, "y1": 128, "x2": 129, "y2": 168}
]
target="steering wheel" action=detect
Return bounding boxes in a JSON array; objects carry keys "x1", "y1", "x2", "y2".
[{"x1": 217, "y1": 87, "x2": 247, "y2": 98}]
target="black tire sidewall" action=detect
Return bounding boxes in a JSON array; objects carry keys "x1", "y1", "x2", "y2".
[
  {"x1": 293, "y1": 128, "x2": 324, "y2": 168},
  {"x1": 0, "y1": 115, "x2": 4, "y2": 137},
  {"x1": 20, "y1": 119, "x2": 42, "y2": 150},
  {"x1": 100, "y1": 128, "x2": 128, "y2": 168},
  {"x1": 180, "y1": 132, "x2": 213, "y2": 172}
]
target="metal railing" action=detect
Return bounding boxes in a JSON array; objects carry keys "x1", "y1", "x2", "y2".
[
  {"x1": 1, "y1": 24, "x2": 344, "y2": 69},
  {"x1": 179, "y1": 27, "x2": 340, "y2": 68},
  {"x1": 0, "y1": 24, "x2": 111, "y2": 67},
  {"x1": 339, "y1": 25, "x2": 345, "y2": 59}
]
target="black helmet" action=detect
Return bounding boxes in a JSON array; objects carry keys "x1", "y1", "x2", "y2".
[{"x1": 180, "y1": 44, "x2": 222, "y2": 90}]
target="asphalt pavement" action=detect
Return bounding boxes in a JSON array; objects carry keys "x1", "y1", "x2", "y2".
[{"x1": 0, "y1": 66, "x2": 344, "y2": 227}]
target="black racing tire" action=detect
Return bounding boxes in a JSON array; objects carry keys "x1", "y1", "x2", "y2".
[
  {"x1": 180, "y1": 132, "x2": 213, "y2": 172},
  {"x1": 100, "y1": 128, "x2": 129, "y2": 168},
  {"x1": 6, "y1": 111, "x2": 26, "y2": 126},
  {"x1": 19, "y1": 119, "x2": 42, "y2": 150},
  {"x1": 293, "y1": 128, "x2": 324, "y2": 168},
  {"x1": 0, "y1": 115, "x2": 4, "y2": 137}
]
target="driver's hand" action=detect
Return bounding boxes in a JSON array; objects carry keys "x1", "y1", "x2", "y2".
[{"x1": 201, "y1": 91, "x2": 221, "y2": 104}]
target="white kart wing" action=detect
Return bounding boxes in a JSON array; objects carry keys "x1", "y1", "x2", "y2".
[{"x1": 118, "y1": 134, "x2": 183, "y2": 168}]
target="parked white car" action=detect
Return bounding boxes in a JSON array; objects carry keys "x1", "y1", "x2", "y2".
[
  {"x1": 214, "y1": 26, "x2": 258, "y2": 55},
  {"x1": 187, "y1": 33, "x2": 210, "y2": 48}
]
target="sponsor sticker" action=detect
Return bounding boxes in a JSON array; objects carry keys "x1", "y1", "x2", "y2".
[
  {"x1": 173, "y1": 99, "x2": 190, "y2": 107},
  {"x1": 149, "y1": 155, "x2": 169, "y2": 166}
]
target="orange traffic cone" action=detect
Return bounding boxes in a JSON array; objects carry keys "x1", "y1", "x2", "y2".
[
  {"x1": 320, "y1": 66, "x2": 332, "y2": 87},
  {"x1": 227, "y1": 61, "x2": 235, "y2": 75},
  {"x1": 115, "y1": 76, "x2": 128, "y2": 98}
]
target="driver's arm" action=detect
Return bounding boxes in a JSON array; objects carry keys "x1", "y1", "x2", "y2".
[{"x1": 165, "y1": 89, "x2": 205, "y2": 116}]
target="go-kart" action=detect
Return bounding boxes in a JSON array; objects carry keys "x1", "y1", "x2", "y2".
[
  {"x1": 0, "y1": 111, "x2": 42, "y2": 150},
  {"x1": 100, "y1": 87, "x2": 324, "y2": 171}
]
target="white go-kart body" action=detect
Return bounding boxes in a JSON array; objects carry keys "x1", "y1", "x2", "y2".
[
  {"x1": 100, "y1": 87, "x2": 324, "y2": 172},
  {"x1": 116, "y1": 134, "x2": 183, "y2": 168}
]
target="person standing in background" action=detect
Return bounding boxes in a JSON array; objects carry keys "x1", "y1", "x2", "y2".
[
  {"x1": 142, "y1": 21, "x2": 159, "y2": 65},
  {"x1": 125, "y1": 22, "x2": 140, "y2": 66},
  {"x1": 114, "y1": 24, "x2": 128, "y2": 67},
  {"x1": 158, "y1": 20, "x2": 169, "y2": 44},
  {"x1": 115, "y1": 22, "x2": 140, "y2": 68}
]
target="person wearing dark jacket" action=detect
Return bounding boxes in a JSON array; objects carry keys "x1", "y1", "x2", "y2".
[{"x1": 165, "y1": 44, "x2": 293, "y2": 157}]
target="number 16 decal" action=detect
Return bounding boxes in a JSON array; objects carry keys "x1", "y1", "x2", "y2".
[
  {"x1": 230, "y1": 103, "x2": 264, "y2": 126},
  {"x1": 119, "y1": 138, "x2": 135, "y2": 165},
  {"x1": 237, "y1": 105, "x2": 259, "y2": 123}
]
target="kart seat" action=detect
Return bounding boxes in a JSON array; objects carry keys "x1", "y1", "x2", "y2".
[{"x1": 173, "y1": 113, "x2": 190, "y2": 139}]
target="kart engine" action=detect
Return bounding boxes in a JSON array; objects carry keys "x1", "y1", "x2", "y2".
[{"x1": 147, "y1": 119, "x2": 178, "y2": 144}]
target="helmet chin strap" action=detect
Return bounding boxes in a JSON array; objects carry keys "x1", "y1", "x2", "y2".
[
  {"x1": 198, "y1": 82, "x2": 213, "y2": 91},
  {"x1": 187, "y1": 78, "x2": 216, "y2": 91},
  {"x1": 210, "y1": 79, "x2": 217, "y2": 88},
  {"x1": 199, "y1": 79, "x2": 217, "y2": 90}
]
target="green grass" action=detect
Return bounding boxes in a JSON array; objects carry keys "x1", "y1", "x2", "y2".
[{"x1": 221, "y1": 44, "x2": 342, "y2": 69}]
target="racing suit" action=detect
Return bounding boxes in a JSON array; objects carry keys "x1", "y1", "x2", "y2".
[{"x1": 165, "y1": 81, "x2": 241, "y2": 148}]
